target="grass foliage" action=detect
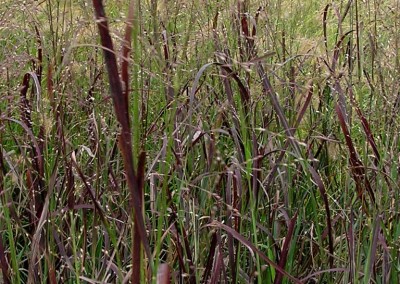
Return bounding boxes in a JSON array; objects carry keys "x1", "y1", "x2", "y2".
[{"x1": 1, "y1": 0, "x2": 400, "y2": 283}]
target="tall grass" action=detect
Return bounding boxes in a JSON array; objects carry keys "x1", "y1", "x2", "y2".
[{"x1": 1, "y1": 0, "x2": 400, "y2": 283}]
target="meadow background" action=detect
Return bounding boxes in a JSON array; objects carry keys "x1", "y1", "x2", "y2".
[{"x1": 1, "y1": 0, "x2": 400, "y2": 283}]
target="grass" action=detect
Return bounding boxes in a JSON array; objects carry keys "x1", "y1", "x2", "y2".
[{"x1": 1, "y1": 0, "x2": 400, "y2": 283}]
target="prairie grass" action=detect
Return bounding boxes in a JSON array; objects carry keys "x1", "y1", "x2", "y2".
[{"x1": 1, "y1": 0, "x2": 400, "y2": 283}]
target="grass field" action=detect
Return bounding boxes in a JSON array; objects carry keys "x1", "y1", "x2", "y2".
[{"x1": 1, "y1": 0, "x2": 400, "y2": 283}]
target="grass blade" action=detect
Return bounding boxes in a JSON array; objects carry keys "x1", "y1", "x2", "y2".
[
  {"x1": 91, "y1": 2, "x2": 152, "y2": 281},
  {"x1": 274, "y1": 212, "x2": 298, "y2": 284},
  {"x1": 208, "y1": 221, "x2": 301, "y2": 284}
]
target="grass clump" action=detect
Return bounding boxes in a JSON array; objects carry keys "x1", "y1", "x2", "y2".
[{"x1": 1, "y1": 0, "x2": 400, "y2": 283}]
